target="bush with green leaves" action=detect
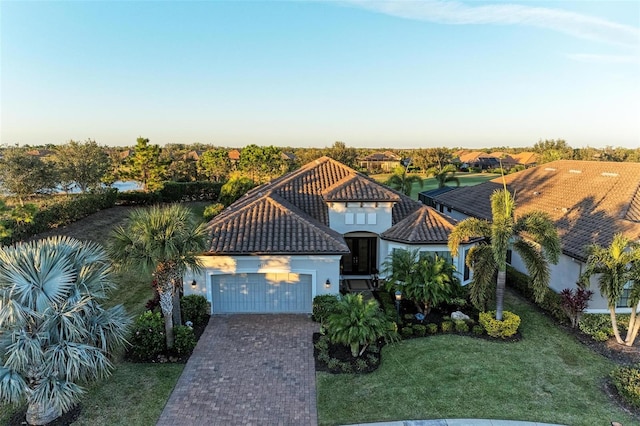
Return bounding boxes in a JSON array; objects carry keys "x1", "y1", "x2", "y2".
[
  {"x1": 401, "y1": 326, "x2": 414, "y2": 338},
  {"x1": 203, "y1": 203, "x2": 225, "y2": 221},
  {"x1": 325, "y1": 293, "x2": 398, "y2": 357},
  {"x1": 441, "y1": 320, "x2": 453, "y2": 333},
  {"x1": 579, "y1": 314, "x2": 614, "y2": 342},
  {"x1": 173, "y1": 325, "x2": 197, "y2": 356},
  {"x1": 427, "y1": 323, "x2": 438, "y2": 334},
  {"x1": 455, "y1": 320, "x2": 470, "y2": 333},
  {"x1": 181, "y1": 295, "x2": 210, "y2": 328},
  {"x1": 611, "y1": 365, "x2": 640, "y2": 408},
  {"x1": 128, "y1": 311, "x2": 166, "y2": 361},
  {"x1": 312, "y1": 294, "x2": 340, "y2": 323},
  {"x1": 413, "y1": 324, "x2": 427, "y2": 336},
  {"x1": 472, "y1": 324, "x2": 485, "y2": 335},
  {"x1": 479, "y1": 311, "x2": 521, "y2": 338}
]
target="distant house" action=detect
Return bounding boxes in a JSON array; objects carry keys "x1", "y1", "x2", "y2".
[
  {"x1": 184, "y1": 157, "x2": 477, "y2": 314},
  {"x1": 184, "y1": 150, "x2": 203, "y2": 161},
  {"x1": 358, "y1": 151, "x2": 402, "y2": 173},
  {"x1": 432, "y1": 160, "x2": 640, "y2": 313},
  {"x1": 512, "y1": 152, "x2": 538, "y2": 168},
  {"x1": 455, "y1": 151, "x2": 500, "y2": 170},
  {"x1": 228, "y1": 149, "x2": 241, "y2": 167}
]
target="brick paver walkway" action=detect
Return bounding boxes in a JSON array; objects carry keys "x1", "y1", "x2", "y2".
[{"x1": 157, "y1": 314, "x2": 319, "y2": 426}]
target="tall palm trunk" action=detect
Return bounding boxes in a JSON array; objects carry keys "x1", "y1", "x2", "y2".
[
  {"x1": 495, "y1": 268, "x2": 507, "y2": 321},
  {"x1": 27, "y1": 400, "x2": 59, "y2": 425},
  {"x1": 609, "y1": 306, "x2": 624, "y2": 344},
  {"x1": 159, "y1": 287, "x2": 175, "y2": 349},
  {"x1": 624, "y1": 302, "x2": 640, "y2": 346}
]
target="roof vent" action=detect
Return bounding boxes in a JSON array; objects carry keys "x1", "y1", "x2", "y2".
[
  {"x1": 533, "y1": 191, "x2": 541, "y2": 196},
  {"x1": 561, "y1": 207, "x2": 570, "y2": 213},
  {"x1": 601, "y1": 172, "x2": 619, "y2": 177},
  {"x1": 544, "y1": 167, "x2": 556, "y2": 171},
  {"x1": 569, "y1": 169, "x2": 582, "y2": 174}
]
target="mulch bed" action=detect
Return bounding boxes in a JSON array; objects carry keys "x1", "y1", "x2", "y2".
[
  {"x1": 313, "y1": 333, "x2": 382, "y2": 374},
  {"x1": 6, "y1": 404, "x2": 81, "y2": 426}
]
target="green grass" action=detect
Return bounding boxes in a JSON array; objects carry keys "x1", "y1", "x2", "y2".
[
  {"x1": 370, "y1": 172, "x2": 499, "y2": 199},
  {"x1": 316, "y1": 291, "x2": 637, "y2": 426}
]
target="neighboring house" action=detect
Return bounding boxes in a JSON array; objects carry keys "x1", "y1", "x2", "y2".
[
  {"x1": 431, "y1": 160, "x2": 640, "y2": 313},
  {"x1": 228, "y1": 149, "x2": 241, "y2": 167},
  {"x1": 358, "y1": 151, "x2": 402, "y2": 173},
  {"x1": 455, "y1": 151, "x2": 500, "y2": 170},
  {"x1": 512, "y1": 152, "x2": 538, "y2": 168},
  {"x1": 185, "y1": 157, "x2": 477, "y2": 314}
]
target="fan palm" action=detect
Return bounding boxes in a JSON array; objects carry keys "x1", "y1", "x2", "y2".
[
  {"x1": 448, "y1": 189, "x2": 560, "y2": 320},
  {"x1": 385, "y1": 166, "x2": 424, "y2": 196},
  {"x1": 0, "y1": 236, "x2": 130, "y2": 425},
  {"x1": 107, "y1": 204, "x2": 207, "y2": 349},
  {"x1": 582, "y1": 234, "x2": 640, "y2": 346}
]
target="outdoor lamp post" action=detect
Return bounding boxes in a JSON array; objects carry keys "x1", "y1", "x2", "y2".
[{"x1": 395, "y1": 290, "x2": 402, "y2": 324}]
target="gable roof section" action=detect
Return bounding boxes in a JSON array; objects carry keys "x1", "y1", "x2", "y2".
[
  {"x1": 381, "y1": 206, "x2": 456, "y2": 244},
  {"x1": 206, "y1": 156, "x2": 429, "y2": 254},
  {"x1": 434, "y1": 160, "x2": 640, "y2": 261},
  {"x1": 206, "y1": 193, "x2": 349, "y2": 255}
]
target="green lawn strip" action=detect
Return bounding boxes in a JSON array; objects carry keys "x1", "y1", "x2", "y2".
[
  {"x1": 316, "y1": 291, "x2": 635, "y2": 426},
  {"x1": 73, "y1": 363, "x2": 184, "y2": 426},
  {"x1": 369, "y1": 173, "x2": 499, "y2": 199}
]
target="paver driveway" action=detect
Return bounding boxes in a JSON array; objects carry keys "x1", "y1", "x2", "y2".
[{"x1": 157, "y1": 314, "x2": 319, "y2": 426}]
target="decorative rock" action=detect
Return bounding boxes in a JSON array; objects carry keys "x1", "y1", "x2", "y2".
[{"x1": 451, "y1": 311, "x2": 470, "y2": 321}]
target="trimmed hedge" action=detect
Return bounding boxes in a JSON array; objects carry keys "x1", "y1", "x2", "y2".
[
  {"x1": 1, "y1": 189, "x2": 118, "y2": 245},
  {"x1": 506, "y1": 265, "x2": 564, "y2": 322},
  {"x1": 115, "y1": 190, "x2": 161, "y2": 206},
  {"x1": 115, "y1": 181, "x2": 223, "y2": 206},
  {"x1": 180, "y1": 295, "x2": 210, "y2": 328},
  {"x1": 312, "y1": 294, "x2": 340, "y2": 323},
  {"x1": 479, "y1": 311, "x2": 521, "y2": 338}
]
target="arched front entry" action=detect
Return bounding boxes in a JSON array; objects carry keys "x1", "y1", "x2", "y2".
[{"x1": 341, "y1": 232, "x2": 378, "y2": 276}]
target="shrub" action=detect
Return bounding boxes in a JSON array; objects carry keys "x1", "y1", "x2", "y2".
[
  {"x1": 427, "y1": 323, "x2": 438, "y2": 334},
  {"x1": 355, "y1": 358, "x2": 369, "y2": 372},
  {"x1": 115, "y1": 190, "x2": 161, "y2": 206},
  {"x1": 560, "y1": 287, "x2": 593, "y2": 328},
  {"x1": 401, "y1": 326, "x2": 414, "y2": 338},
  {"x1": 327, "y1": 358, "x2": 341, "y2": 371},
  {"x1": 441, "y1": 320, "x2": 453, "y2": 333},
  {"x1": 128, "y1": 311, "x2": 166, "y2": 361},
  {"x1": 506, "y1": 266, "x2": 564, "y2": 322},
  {"x1": 413, "y1": 324, "x2": 427, "y2": 336},
  {"x1": 579, "y1": 314, "x2": 614, "y2": 341},
  {"x1": 611, "y1": 365, "x2": 640, "y2": 408},
  {"x1": 181, "y1": 295, "x2": 210, "y2": 328},
  {"x1": 312, "y1": 294, "x2": 340, "y2": 323},
  {"x1": 160, "y1": 181, "x2": 222, "y2": 202},
  {"x1": 173, "y1": 325, "x2": 197, "y2": 355},
  {"x1": 454, "y1": 320, "x2": 469, "y2": 333},
  {"x1": 203, "y1": 203, "x2": 225, "y2": 221},
  {"x1": 479, "y1": 311, "x2": 521, "y2": 338},
  {"x1": 472, "y1": 325, "x2": 484, "y2": 335}
]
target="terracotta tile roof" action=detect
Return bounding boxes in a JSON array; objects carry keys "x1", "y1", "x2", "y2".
[
  {"x1": 381, "y1": 206, "x2": 456, "y2": 244},
  {"x1": 206, "y1": 156, "x2": 431, "y2": 254},
  {"x1": 513, "y1": 152, "x2": 538, "y2": 165},
  {"x1": 360, "y1": 151, "x2": 401, "y2": 161},
  {"x1": 434, "y1": 160, "x2": 640, "y2": 261},
  {"x1": 206, "y1": 193, "x2": 349, "y2": 255}
]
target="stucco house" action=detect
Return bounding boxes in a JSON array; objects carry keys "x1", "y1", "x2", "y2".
[
  {"x1": 431, "y1": 160, "x2": 640, "y2": 313},
  {"x1": 186, "y1": 156, "x2": 476, "y2": 314}
]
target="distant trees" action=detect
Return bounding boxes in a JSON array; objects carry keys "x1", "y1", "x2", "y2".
[
  {"x1": 324, "y1": 141, "x2": 358, "y2": 169},
  {"x1": 533, "y1": 139, "x2": 573, "y2": 164},
  {"x1": 53, "y1": 140, "x2": 110, "y2": 193},
  {"x1": 238, "y1": 144, "x2": 288, "y2": 183},
  {"x1": 413, "y1": 148, "x2": 452, "y2": 172},
  {"x1": 126, "y1": 137, "x2": 167, "y2": 191},
  {"x1": 0, "y1": 148, "x2": 55, "y2": 205},
  {"x1": 198, "y1": 149, "x2": 232, "y2": 182}
]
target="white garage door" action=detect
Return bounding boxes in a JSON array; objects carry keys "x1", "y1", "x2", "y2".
[{"x1": 211, "y1": 273, "x2": 312, "y2": 313}]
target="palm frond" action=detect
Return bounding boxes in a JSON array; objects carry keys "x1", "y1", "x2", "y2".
[
  {"x1": 515, "y1": 211, "x2": 561, "y2": 264},
  {"x1": 0, "y1": 367, "x2": 27, "y2": 405},
  {"x1": 466, "y1": 244, "x2": 497, "y2": 311},
  {"x1": 447, "y1": 218, "x2": 491, "y2": 256},
  {"x1": 513, "y1": 239, "x2": 551, "y2": 303}
]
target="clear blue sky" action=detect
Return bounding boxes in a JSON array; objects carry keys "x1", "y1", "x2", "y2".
[{"x1": 1, "y1": 0, "x2": 638, "y2": 149}]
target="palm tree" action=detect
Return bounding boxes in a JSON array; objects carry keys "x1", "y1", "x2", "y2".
[
  {"x1": 448, "y1": 189, "x2": 560, "y2": 320},
  {"x1": 107, "y1": 204, "x2": 207, "y2": 349},
  {"x1": 582, "y1": 234, "x2": 640, "y2": 346},
  {"x1": 427, "y1": 164, "x2": 460, "y2": 189},
  {"x1": 385, "y1": 166, "x2": 424, "y2": 196},
  {"x1": 382, "y1": 249, "x2": 458, "y2": 315},
  {"x1": 0, "y1": 236, "x2": 129, "y2": 425},
  {"x1": 325, "y1": 293, "x2": 396, "y2": 357}
]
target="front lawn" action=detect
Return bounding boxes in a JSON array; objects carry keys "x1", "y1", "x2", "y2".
[{"x1": 316, "y1": 291, "x2": 637, "y2": 426}]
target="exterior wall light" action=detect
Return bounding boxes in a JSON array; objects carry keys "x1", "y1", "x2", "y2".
[{"x1": 325, "y1": 279, "x2": 331, "y2": 289}]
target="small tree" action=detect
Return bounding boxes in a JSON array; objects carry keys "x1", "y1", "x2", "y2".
[
  {"x1": 0, "y1": 148, "x2": 55, "y2": 205},
  {"x1": 53, "y1": 139, "x2": 110, "y2": 193},
  {"x1": 582, "y1": 234, "x2": 640, "y2": 346},
  {"x1": 219, "y1": 174, "x2": 256, "y2": 206},
  {"x1": 0, "y1": 236, "x2": 130, "y2": 425},
  {"x1": 385, "y1": 165, "x2": 423, "y2": 196},
  {"x1": 325, "y1": 294, "x2": 396, "y2": 357},
  {"x1": 560, "y1": 287, "x2": 593, "y2": 328}
]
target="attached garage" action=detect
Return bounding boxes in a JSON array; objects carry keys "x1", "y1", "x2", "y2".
[{"x1": 211, "y1": 272, "x2": 313, "y2": 313}]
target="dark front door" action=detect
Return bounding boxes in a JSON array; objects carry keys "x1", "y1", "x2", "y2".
[{"x1": 342, "y1": 237, "x2": 377, "y2": 275}]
